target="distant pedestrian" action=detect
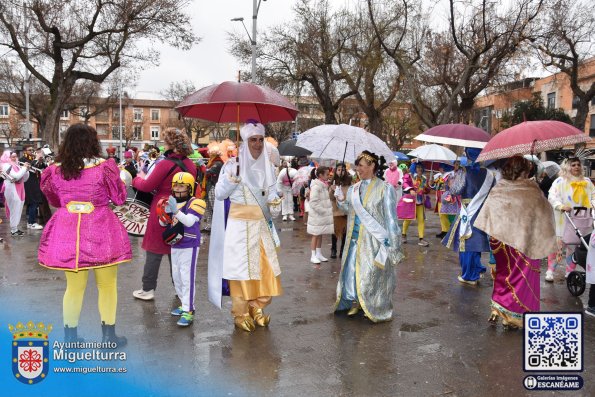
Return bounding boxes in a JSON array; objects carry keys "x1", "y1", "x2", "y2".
[{"x1": 307, "y1": 166, "x2": 334, "y2": 263}]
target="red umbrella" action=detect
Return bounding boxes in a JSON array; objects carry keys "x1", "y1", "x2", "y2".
[
  {"x1": 414, "y1": 123, "x2": 491, "y2": 148},
  {"x1": 477, "y1": 120, "x2": 590, "y2": 162},
  {"x1": 175, "y1": 81, "x2": 298, "y2": 123}
]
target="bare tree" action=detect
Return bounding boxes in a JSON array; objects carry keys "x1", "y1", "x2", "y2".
[
  {"x1": 67, "y1": 79, "x2": 119, "y2": 124},
  {"x1": 160, "y1": 80, "x2": 208, "y2": 141},
  {"x1": 337, "y1": 5, "x2": 401, "y2": 136},
  {"x1": 368, "y1": 0, "x2": 543, "y2": 128},
  {"x1": 228, "y1": 0, "x2": 356, "y2": 124},
  {"x1": 533, "y1": 0, "x2": 595, "y2": 131},
  {"x1": 0, "y1": 58, "x2": 49, "y2": 133},
  {"x1": 0, "y1": 0, "x2": 198, "y2": 148},
  {"x1": 0, "y1": 109, "x2": 24, "y2": 147}
]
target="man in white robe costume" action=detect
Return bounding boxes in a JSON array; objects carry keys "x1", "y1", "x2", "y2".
[{"x1": 208, "y1": 122, "x2": 283, "y2": 332}]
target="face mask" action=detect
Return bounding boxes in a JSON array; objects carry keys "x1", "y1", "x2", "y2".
[{"x1": 173, "y1": 189, "x2": 190, "y2": 203}]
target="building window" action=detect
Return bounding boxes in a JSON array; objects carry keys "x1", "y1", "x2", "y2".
[
  {"x1": 590, "y1": 114, "x2": 595, "y2": 138},
  {"x1": 150, "y1": 126, "x2": 160, "y2": 140},
  {"x1": 96, "y1": 124, "x2": 108, "y2": 136},
  {"x1": 0, "y1": 103, "x2": 8, "y2": 118},
  {"x1": 0, "y1": 122, "x2": 9, "y2": 132},
  {"x1": 133, "y1": 125, "x2": 143, "y2": 140},
  {"x1": 60, "y1": 109, "x2": 69, "y2": 119},
  {"x1": 133, "y1": 108, "x2": 143, "y2": 122},
  {"x1": 112, "y1": 107, "x2": 120, "y2": 121},
  {"x1": 112, "y1": 125, "x2": 122, "y2": 140},
  {"x1": 547, "y1": 92, "x2": 556, "y2": 109},
  {"x1": 151, "y1": 109, "x2": 160, "y2": 122},
  {"x1": 572, "y1": 96, "x2": 580, "y2": 109}
]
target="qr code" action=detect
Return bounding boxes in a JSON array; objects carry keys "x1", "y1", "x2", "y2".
[{"x1": 524, "y1": 313, "x2": 583, "y2": 371}]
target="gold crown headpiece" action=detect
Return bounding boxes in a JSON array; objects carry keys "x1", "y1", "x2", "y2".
[
  {"x1": 8, "y1": 321, "x2": 53, "y2": 340},
  {"x1": 356, "y1": 152, "x2": 377, "y2": 164}
]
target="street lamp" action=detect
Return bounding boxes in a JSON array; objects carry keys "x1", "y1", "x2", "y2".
[{"x1": 231, "y1": 0, "x2": 267, "y2": 82}]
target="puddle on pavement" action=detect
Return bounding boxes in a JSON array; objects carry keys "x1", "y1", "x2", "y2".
[{"x1": 399, "y1": 319, "x2": 441, "y2": 332}]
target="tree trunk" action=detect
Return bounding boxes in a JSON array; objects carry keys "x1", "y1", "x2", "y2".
[
  {"x1": 324, "y1": 107, "x2": 338, "y2": 125},
  {"x1": 574, "y1": 101, "x2": 590, "y2": 133},
  {"x1": 43, "y1": 82, "x2": 75, "y2": 150}
]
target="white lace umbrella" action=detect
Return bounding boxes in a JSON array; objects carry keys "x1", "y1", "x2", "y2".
[
  {"x1": 296, "y1": 124, "x2": 395, "y2": 163},
  {"x1": 407, "y1": 144, "x2": 457, "y2": 162}
]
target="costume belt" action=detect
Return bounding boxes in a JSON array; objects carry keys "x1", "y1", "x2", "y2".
[
  {"x1": 229, "y1": 203, "x2": 264, "y2": 220},
  {"x1": 66, "y1": 201, "x2": 95, "y2": 214}
]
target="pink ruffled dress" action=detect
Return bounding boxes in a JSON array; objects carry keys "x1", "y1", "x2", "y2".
[{"x1": 38, "y1": 159, "x2": 132, "y2": 271}]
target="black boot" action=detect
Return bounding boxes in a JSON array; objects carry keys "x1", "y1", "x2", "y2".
[
  {"x1": 101, "y1": 322, "x2": 127, "y2": 347},
  {"x1": 331, "y1": 235, "x2": 338, "y2": 259},
  {"x1": 64, "y1": 326, "x2": 84, "y2": 343}
]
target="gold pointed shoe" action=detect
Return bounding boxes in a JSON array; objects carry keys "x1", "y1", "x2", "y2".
[
  {"x1": 347, "y1": 303, "x2": 360, "y2": 317},
  {"x1": 234, "y1": 315, "x2": 256, "y2": 332},
  {"x1": 249, "y1": 306, "x2": 271, "y2": 327}
]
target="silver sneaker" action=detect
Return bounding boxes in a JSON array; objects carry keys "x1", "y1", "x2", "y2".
[{"x1": 132, "y1": 289, "x2": 155, "y2": 301}]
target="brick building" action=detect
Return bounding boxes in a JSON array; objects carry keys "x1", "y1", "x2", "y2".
[{"x1": 473, "y1": 58, "x2": 595, "y2": 141}]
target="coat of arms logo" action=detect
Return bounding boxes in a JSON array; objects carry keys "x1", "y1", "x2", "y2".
[{"x1": 8, "y1": 321, "x2": 52, "y2": 385}]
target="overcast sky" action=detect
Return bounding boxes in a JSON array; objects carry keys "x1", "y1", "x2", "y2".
[{"x1": 132, "y1": 0, "x2": 379, "y2": 99}]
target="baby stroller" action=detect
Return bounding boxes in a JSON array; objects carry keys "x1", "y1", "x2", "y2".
[{"x1": 564, "y1": 210, "x2": 592, "y2": 297}]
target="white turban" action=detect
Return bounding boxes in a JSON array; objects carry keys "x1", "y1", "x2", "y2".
[
  {"x1": 240, "y1": 122, "x2": 266, "y2": 141},
  {"x1": 238, "y1": 122, "x2": 276, "y2": 194}
]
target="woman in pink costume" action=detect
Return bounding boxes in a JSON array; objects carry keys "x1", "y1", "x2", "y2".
[
  {"x1": 38, "y1": 124, "x2": 132, "y2": 344},
  {"x1": 475, "y1": 157, "x2": 556, "y2": 329}
]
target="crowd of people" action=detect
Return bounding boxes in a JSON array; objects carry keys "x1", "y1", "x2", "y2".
[{"x1": 2, "y1": 121, "x2": 595, "y2": 344}]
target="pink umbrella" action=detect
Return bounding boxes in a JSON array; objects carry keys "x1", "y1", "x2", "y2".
[
  {"x1": 477, "y1": 120, "x2": 590, "y2": 162},
  {"x1": 175, "y1": 81, "x2": 298, "y2": 124},
  {"x1": 414, "y1": 123, "x2": 491, "y2": 148}
]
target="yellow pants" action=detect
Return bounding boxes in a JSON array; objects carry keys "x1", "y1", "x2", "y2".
[
  {"x1": 402, "y1": 204, "x2": 425, "y2": 239},
  {"x1": 63, "y1": 266, "x2": 118, "y2": 327},
  {"x1": 436, "y1": 202, "x2": 452, "y2": 232}
]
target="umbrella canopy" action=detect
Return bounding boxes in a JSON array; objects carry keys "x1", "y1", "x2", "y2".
[
  {"x1": 541, "y1": 160, "x2": 561, "y2": 178},
  {"x1": 393, "y1": 151, "x2": 409, "y2": 161},
  {"x1": 407, "y1": 144, "x2": 457, "y2": 162},
  {"x1": 175, "y1": 81, "x2": 299, "y2": 124},
  {"x1": 477, "y1": 121, "x2": 590, "y2": 162},
  {"x1": 295, "y1": 124, "x2": 395, "y2": 163},
  {"x1": 414, "y1": 124, "x2": 491, "y2": 148},
  {"x1": 278, "y1": 138, "x2": 312, "y2": 157}
]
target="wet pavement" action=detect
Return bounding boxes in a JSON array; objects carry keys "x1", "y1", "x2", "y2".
[{"x1": 1, "y1": 210, "x2": 594, "y2": 397}]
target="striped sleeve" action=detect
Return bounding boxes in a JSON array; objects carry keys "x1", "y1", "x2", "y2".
[{"x1": 189, "y1": 198, "x2": 207, "y2": 216}]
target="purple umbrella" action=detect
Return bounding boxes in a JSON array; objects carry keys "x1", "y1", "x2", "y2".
[{"x1": 414, "y1": 124, "x2": 491, "y2": 148}]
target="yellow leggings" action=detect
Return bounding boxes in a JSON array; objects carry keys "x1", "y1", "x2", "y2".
[
  {"x1": 436, "y1": 202, "x2": 452, "y2": 232},
  {"x1": 63, "y1": 266, "x2": 118, "y2": 327},
  {"x1": 402, "y1": 204, "x2": 425, "y2": 239}
]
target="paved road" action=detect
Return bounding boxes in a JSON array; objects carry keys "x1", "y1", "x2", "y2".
[{"x1": 0, "y1": 211, "x2": 593, "y2": 396}]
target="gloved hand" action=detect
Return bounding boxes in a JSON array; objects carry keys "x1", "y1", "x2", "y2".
[
  {"x1": 334, "y1": 186, "x2": 344, "y2": 201},
  {"x1": 165, "y1": 196, "x2": 178, "y2": 215}
]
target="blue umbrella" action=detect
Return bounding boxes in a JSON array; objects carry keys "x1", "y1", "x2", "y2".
[{"x1": 393, "y1": 151, "x2": 409, "y2": 161}]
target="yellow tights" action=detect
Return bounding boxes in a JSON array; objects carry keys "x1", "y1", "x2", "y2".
[
  {"x1": 63, "y1": 266, "x2": 118, "y2": 327},
  {"x1": 402, "y1": 204, "x2": 425, "y2": 239}
]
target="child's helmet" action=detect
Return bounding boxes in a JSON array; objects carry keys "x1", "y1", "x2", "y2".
[{"x1": 171, "y1": 172, "x2": 195, "y2": 195}]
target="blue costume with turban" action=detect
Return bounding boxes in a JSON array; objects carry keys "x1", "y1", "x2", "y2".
[{"x1": 442, "y1": 148, "x2": 496, "y2": 282}]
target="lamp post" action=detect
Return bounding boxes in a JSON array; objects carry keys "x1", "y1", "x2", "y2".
[{"x1": 231, "y1": 0, "x2": 266, "y2": 82}]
